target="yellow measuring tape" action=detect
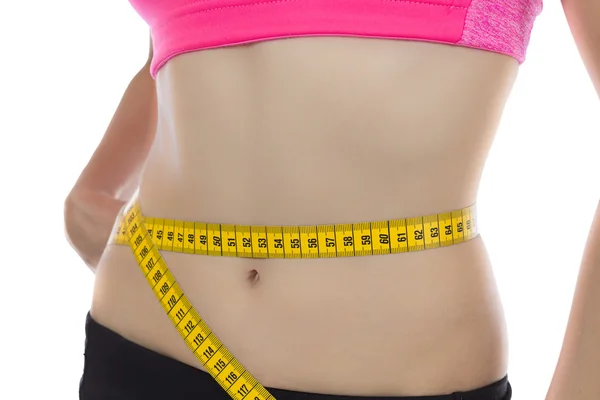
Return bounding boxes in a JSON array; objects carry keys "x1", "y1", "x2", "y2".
[
  {"x1": 115, "y1": 201, "x2": 478, "y2": 399},
  {"x1": 114, "y1": 203, "x2": 478, "y2": 258}
]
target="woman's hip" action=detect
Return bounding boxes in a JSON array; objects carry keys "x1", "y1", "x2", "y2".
[
  {"x1": 90, "y1": 235, "x2": 507, "y2": 396},
  {"x1": 80, "y1": 312, "x2": 511, "y2": 399}
]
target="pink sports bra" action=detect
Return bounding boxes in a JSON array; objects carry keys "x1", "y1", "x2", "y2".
[{"x1": 129, "y1": 0, "x2": 543, "y2": 78}]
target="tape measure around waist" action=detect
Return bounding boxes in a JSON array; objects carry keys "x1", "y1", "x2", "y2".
[
  {"x1": 113, "y1": 203, "x2": 479, "y2": 258},
  {"x1": 117, "y1": 201, "x2": 478, "y2": 400}
]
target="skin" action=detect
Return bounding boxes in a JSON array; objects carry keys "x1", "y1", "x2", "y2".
[
  {"x1": 64, "y1": 1, "x2": 599, "y2": 397},
  {"x1": 544, "y1": 1, "x2": 600, "y2": 398},
  {"x1": 546, "y1": 201, "x2": 600, "y2": 400},
  {"x1": 64, "y1": 39, "x2": 156, "y2": 270}
]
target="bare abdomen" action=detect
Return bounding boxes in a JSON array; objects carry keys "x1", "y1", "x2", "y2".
[{"x1": 92, "y1": 36, "x2": 516, "y2": 396}]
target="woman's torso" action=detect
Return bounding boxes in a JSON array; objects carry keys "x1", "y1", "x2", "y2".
[{"x1": 91, "y1": 37, "x2": 518, "y2": 396}]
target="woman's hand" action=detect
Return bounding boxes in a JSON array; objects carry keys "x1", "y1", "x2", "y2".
[{"x1": 64, "y1": 187, "x2": 127, "y2": 271}]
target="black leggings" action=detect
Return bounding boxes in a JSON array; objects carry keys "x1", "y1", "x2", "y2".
[{"x1": 80, "y1": 313, "x2": 512, "y2": 400}]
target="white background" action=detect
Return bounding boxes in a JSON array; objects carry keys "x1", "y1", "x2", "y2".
[{"x1": 1, "y1": 1, "x2": 599, "y2": 399}]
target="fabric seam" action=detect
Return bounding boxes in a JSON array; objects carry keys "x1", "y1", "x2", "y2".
[{"x1": 153, "y1": 0, "x2": 468, "y2": 30}]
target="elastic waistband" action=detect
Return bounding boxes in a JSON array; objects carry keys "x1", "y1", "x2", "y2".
[
  {"x1": 111, "y1": 202, "x2": 479, "y2": 259},
  {"x1": 82, "y1": 313, "x2": 510, "y2": 400},
  {"x1": 148, "y1": 0, "x2": 470, "y2": 77}
]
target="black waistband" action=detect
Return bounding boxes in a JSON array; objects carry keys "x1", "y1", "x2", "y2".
[{"x1": 80, "y1": 313, "x2": 511, "y2": 400}]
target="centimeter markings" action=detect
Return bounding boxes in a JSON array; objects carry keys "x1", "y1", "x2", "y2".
[
  {"x1": 117, "y1": 201, "x2": 478, "y2": 400},
  {"x1": 115, "y1": 204, "x2": 479, "y2": 258},
  {"x1": 122, "y1": 202, "x2": 275, "y2": 400}
]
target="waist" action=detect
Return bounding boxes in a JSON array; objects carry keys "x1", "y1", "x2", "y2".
[
  {"x1": 94, "y1": 197, "x2": 507, "y2": 395},
  {"x1": 137, "y1": 137, "x2": 485, "y2": 228}
]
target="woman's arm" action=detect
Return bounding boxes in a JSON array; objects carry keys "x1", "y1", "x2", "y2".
[
  {"x1": 562, "y1": 0, "x2": 600, "y2": 97},
  {"x1": 546, "y1": 202, "x2": 600, "y2": 400},
  {"x1": 71, "y1": 36, "x2": 157, "y2": 200},
  {"x1": 546, "y1": 1, "x2": 600, "y2": 398},
  {"x1": 64, "y1": 36, "x2": 157, "y2": 271}
]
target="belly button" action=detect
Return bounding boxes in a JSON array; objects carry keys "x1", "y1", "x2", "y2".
[{"x1": 247, "y1": 269, "x2": 260, "y2": 286}]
